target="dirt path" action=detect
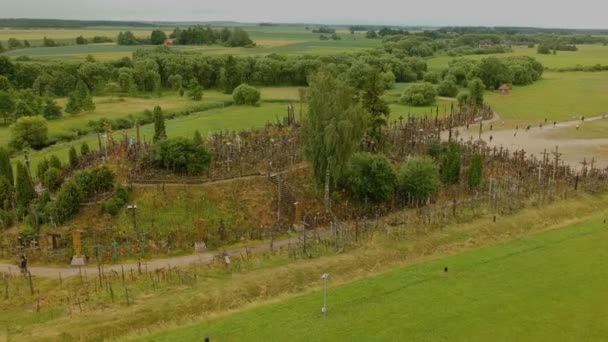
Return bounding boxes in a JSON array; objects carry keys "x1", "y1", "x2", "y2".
[
  {"x1": 447, "y1": 114, "x2": 608, "y2": 168},
  {"x1": 0, "y1": 232, "x2": 313, "y2": 279}
]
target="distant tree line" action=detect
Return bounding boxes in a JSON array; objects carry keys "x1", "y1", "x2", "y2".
[
  {"x1": 0, "y1": 18, "x2": 155, "y2": 28},
  {"x1": 116, "y1": 26, "x2": 254, "y2": 47}
]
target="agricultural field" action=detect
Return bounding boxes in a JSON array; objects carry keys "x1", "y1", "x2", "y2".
[
  {"x1": 428, "y1": 44, "x2": 608, "y2": 71},
  {"x1": 1, "y1": 25, "x2": 380, "y2": 61},
  {"x1": 142, "y1": 215, "x2": 608, "y2": 341}
]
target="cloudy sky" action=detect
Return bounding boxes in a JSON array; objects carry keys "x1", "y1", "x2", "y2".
[{"x1": 3, "y1": 0, "x2": 608, "y2": 29}]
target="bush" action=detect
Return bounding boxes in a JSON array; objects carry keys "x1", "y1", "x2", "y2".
[
  {"x1": 468, "y1": 153, "x2": 483, "y2": 189},
  {"x1": 400, "y1": 82, "x2": 436, "y2": 106},
  {"x1": 398, "y1": 157, "x2": 440, "y2": 205},
  {"x1": 147, "y1": 138, "x2": 212, "y2": 175},
  {"x1": 232, "y1": 84, "x2": 261, "y2": 105},
  {"x1": 100, "y1": 184, "x2": 129, "y2": 216},
  {"x1": 423, "y1": 71, "x2": 440, "y2": 84},
  {"x1": 0, "y1": 209, "x2": 14, "y2": 229},
  {"x1": 43, "y1": 167, "x2": 62, "y2": 192},
  {"x1": 9, "y1": 115, "x2": 49, "y2": 150},
  {"x1": 440, "y1": 143, "x2": 461, "y2": 185},
  {"x1": 342, "y1": 152, "x2": 396, "y2": 204},
  {"x1": 436, "y1": 79, "x2": 459, "y2": 97}
]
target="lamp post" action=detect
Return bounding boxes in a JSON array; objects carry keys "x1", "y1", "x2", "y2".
[{"x1": 321, "y1": 273, "x2": 330, "y2": 315}]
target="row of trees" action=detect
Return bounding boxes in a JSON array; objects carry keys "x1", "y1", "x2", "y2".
[{"x1": 117, "y1": 27, "x2": 255, "y2": 47}]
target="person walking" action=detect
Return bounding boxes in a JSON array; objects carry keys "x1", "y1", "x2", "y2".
[{"x1": 19, "y1": 254, "x2": 27, "y2": 275}]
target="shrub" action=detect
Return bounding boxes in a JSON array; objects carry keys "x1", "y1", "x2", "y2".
[
  {"x1": 342, "y1": 152, "x2": 396, "y2": 203},
  {"x1": 147, "y1": 137, "x2": 212, "y2": 175},
  {"x1": 400, "y1": 82, "x2": 436, "y2": 106},
  {"x1": 423, "y1": 71, "x2": 440, "y2": 84},
  {"x1": 9, "y1": 116, "x2": 49, "y2": 150},
  {"x1": 0, "y1": 176, "x2": 13, "y2": 210},
  {"x1": 43, "y1": 167, "x2": 62, "y2": 192},
  {"x1": 468, "y1": 153, "x2": 483, "y2": 190},
  {"x1": 398, "y1": 157, "x2": 440, "y2": 205},
  {"x1": 440, "y1": 143, "x2": 461, "y2": 185},
  {"x1": 0, "y1": 209, "x2": 14, "y2": 229},
  {"x1": 101, "y1": 184, "x2": 129, "y2": 216},
  {"x1": 436, "y1": 79, "x2": 459, "y2": 97},
  {"x1": 69, "y1": 146, "x2": 79, "y2": 169},
  {"x1": 232, "y1": 84, "x2": 260, "y2": 105}
]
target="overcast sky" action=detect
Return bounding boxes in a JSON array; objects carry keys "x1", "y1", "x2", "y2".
[{"x1": 3, "y1": 0, "x2": 608, "y2": 29}]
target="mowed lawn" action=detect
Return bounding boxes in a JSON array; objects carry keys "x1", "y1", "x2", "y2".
[
  {"x1": 142, "y1": 218, "x2": 608, "y2": 341},
  {"x1": 485, "y1": 71, "x2": 608, "y2": 128},
  {"x1": 428, "y1": 44, "x2": 608, "y2": 71}
]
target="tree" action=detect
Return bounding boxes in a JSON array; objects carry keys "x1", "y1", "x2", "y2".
[
  {"x1": 0, "y1": 147, "x2": 13, "y2": 186},
  {"x1": 188, "y1": 83, "x2": 203, "y2": 101},
  {"x1": 105, "y1": 82, "x2": 121, "y2": 98},
  {"x1": 226, "y1": 28, "x2": 253, "y2": 47},
  {"x1": 150, "y1": 29, "x2": 168, "y2": 45},
  {"x1": 49, "y1": 155, "x2": 62, "y2": 169},
  {"x1": 42, "y1": 36, "x2": 57, "y2": 47},
  {"x1": 468, "y1": 78, "x2": 485, "y2": 106},
  {"x1": 0, "y1": 56, "x2": 15, "y2": 80},
  {"x1": 0, "y1": 176, "x2": 13, "y2": 210},
  {"x1": 400, "y1": 82, "x2": 437, "y2": 106},
  {"x1": 347, "y1": 62, "x2": 390, "y2": 142},
  {"x1": 537, "y1": 45, "x2": 551, "y2": 54},
  {"x1": 0, "y1": 91, "x2": 15, "y2": 123},
  {"x1": 303, "y1": 67, "x2": 368, "y2": 209},
  {"x1": 65, "y1": 80, "x2": 95, "y2": 114},
  {"x1": 9, "y1": 116, "x2": 48, "y2": 150},
  {"x1": 342, "y1": 152, "x2": 396, "y2": 203},
  {"x1": 148, "y1": 138, "x2": 211, "y2": 174},
  {"x1": 8, "y1": 38, "x2": 23, "y2": 49},
  {"x1": 436, "y1": 79, "x2": 459, "y2": 97},
  {"x1": 81, "y1": 142, "x2": 90, "y2": 156},
  {"x1": 193, "y1": 130, "x2": 203, "y2": 145},
  {"x1": 469, "y1": 57, "x2": 512, "y2": 90},
  {"x1": 42, "y1": 98, "x2": 62, "y2": 120},
  {"x1": 153, "y1": 106, "x2": 167, "y2": 142},
  {"x1": 467, "y1": 153, "x2": 483, "y2": 190},
  {"x1": 15, "y1": 161, "x2": 35, "y2": 211},
  {"x1": 36, "y1": 158, "x2": 50, "y2": 181},
  {"x1": 43, "y1": 167, "x2": 62, "y2": 191},
  {"x1": 76, "y1": 36, "x2": 88, "y2": 45},
  {"x1": 232, "y1": 84, "x2": 260, "y2": 105},
  {"x1": 220, "y1": 56, "x2": 241, "y2": 94},
  {"x1": 398, "y1": 157, "x2": 440, "y2": 206},
  {"x1": 0, "y1": 76, "x2": 11, "y2": 91},
  {"x1": 168, "y1": 74, "x2": 183, "y2": 91},
  {"x1": 68, "y1": 146, "x2": 79, "y2": 169},
  {"x1": 440, "y1": 143, "x2": 461, "y2": 185},
  {"x1": 423, "y1": 71, "x2": 440, "y2": 84},
  {"x1": 366, "y1": 30, "x2": 378, "y2": 39}
]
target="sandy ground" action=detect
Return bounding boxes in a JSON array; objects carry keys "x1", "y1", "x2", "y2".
[{"x1": 447, "y1": 114, "x2": 608, "y2": 169}]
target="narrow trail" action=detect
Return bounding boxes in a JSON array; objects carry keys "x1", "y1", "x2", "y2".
[
  {"x1": 446, "y1": 114, "x2": 608, "y2": 168},
  {"x1": 0, "y1": 231, "x2": 313, "y2": 279}
]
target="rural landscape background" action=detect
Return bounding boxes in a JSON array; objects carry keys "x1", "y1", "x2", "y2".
[{"x1": 0, "y1": 2, "x2": 608, "y2": 340}]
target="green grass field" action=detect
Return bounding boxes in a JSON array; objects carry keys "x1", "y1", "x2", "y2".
[
  {"x1": 144, "y1": 217, "x2": 608, "y2": 341},
  {"x1": 485, "y1": 71, "x2": 608, "y2": 128},
  {"x1": 22, "y1": 102, "x2": 291, "y2": 172},
  {"x1": 0, "y1": 92, "x2": 232, "y2": 147},
  {"x1": 428, "y1": 44, "x2": 608, "y2": 71}
]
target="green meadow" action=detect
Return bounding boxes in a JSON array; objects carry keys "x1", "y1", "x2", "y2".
[
  {"x1": 143, "y1": 217, "x2": 608, "y2": 341},
  {"x1": 428, "y1": 44, "x2": 608, "y2": 71}
]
